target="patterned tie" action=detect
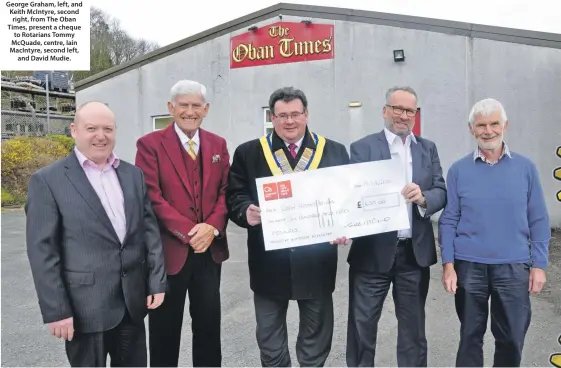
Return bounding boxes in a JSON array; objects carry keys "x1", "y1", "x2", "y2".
[
  {"x1": 187, "y1": 140, "x2": 197, "y2": 160},
  {"x1": 288, "y1": 143, "x2": 297, "y2": 159}
]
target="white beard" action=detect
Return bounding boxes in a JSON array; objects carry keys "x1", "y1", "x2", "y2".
[{"x1": 477, "y1": 134, "x2": 503, "y2": 151}]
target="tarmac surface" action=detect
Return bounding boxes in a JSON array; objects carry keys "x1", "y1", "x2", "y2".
[{"x1": 2, "y1": 209, "x2": 560, "y2": 367}]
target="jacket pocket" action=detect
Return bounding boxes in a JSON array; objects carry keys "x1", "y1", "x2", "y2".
[{"x1": 63, "y1": 270, "x2": 95, "y2": 286}]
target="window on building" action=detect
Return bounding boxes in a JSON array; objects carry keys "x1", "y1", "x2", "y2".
[
  {"x1": 264, "y1": 107, "x2": 273, "y2": 135},
  {"x1": 153, "y1": 115, "x2": 174, "y2": 131}
]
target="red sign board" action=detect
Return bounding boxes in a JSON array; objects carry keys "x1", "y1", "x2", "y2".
[
  {"x1": 230, "y1": 22, "x2": 334, "y2": 69},
  {"x1": 413, "y1": 108, "x2": 421, "y2": 136}
]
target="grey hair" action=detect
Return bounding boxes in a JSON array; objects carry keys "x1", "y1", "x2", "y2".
[
  {"x1": 169, "y1": 80, "x2": 207, "y2": 105},
  {"x1": 468, "y1": 98, "x2": 508, "y2": 126},
  {"x1": 385, "y1": 86, "x2": 418, "y2": 104}
]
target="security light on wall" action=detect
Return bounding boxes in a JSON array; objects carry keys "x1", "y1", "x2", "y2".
[
  {"x1": 393, "y1": 49, "x2": 405, "y2": 62},
  {"x1": 248, "y1": 26, "x2": 258, "y2": 31},
  {"x1": 301, "y1": 19, "x2": 312, "y2": 25}
]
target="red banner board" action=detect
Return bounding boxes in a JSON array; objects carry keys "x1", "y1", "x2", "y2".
[
  {"x1": 230, "y1": 22, "x2": 334, "y2": 69},
  {"x1": 413, "y1": 108, "x2": 421, "y2": 136}
]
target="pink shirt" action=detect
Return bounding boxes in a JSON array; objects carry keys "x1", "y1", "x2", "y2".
[{"x1": 74, "y1": 147, "x2": 127, "y2": 243}]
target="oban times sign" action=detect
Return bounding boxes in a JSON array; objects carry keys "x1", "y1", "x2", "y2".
[{"x1": 230, "y1": 22, "x2": 334, "y2": 69}]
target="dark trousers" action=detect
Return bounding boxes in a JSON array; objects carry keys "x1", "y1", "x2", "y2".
[
  {"x1": 65, "y1": 310, "x2": 147, "y2": 367},
  {"x1": 253, "y1": 293, "x2": 334, "y2": 367},
  {"x1": 454, "y1": 260, "x2": 532, "y2": 367},
  {"x1": 346, "y1": 240, "x2": 430, "y2": 367},
  {"x1": 148, "y1": 249, "x2": 222, "y2": 367}
]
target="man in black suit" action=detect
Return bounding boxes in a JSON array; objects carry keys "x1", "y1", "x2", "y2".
[
  {"x1": 344, "y1": 87, "x2": 447, "y2": 367},
  {"x1": 227, "y1": 87, "x2": 349, "y2": 367},
  {"x1": 25, "y1": 101, "x2": 167, "y2": 367}
]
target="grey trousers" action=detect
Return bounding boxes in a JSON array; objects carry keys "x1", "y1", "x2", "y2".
[
  {"x1": 253, "y1": 293, "x2": 334, "y2": 367},
  {"x1": 65, "y1": 310, "x2": 146, "y2": 367}
]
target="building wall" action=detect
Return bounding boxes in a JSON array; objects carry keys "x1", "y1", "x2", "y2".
[
  {"x1": 468, "y1": 39, "x2": 561, "y2": 230},
  {"x1": 76, "y1": 15, "x2": 561, "y2": 227}
]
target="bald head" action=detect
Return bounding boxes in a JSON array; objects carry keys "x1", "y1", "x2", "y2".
[
  {"x1": 74, "y1": 101, "x2": 115, "y2": 126},
  {"x1": 71, "y1": 101, "x2": 117, "y2": 167}
]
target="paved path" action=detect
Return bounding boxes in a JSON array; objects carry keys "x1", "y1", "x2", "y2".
[{"x1": 2, "y1": 209, "x2": 560, "y2": 367}]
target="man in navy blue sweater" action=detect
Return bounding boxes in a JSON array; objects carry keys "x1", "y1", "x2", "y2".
[{"x1": 438, "y1": 98, "x2": 551, "y2": 367}]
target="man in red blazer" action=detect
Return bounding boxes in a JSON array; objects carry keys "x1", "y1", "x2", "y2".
[{"x1": 135, "y1": 80, "x2": 230, "y2": 367}]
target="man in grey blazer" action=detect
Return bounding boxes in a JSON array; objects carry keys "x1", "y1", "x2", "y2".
[
  {"x1": 25, "y1": 101, "x2": 167, "y2": 367},
  {"x1": 343, "y1": 87, "x2": 446, "y2": 367}
]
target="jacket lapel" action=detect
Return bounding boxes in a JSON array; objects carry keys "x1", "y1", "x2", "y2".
[
  {"x1": 199, "y1": 128, "x2": 213, "y2": 192},
  {"x1": 64, "y1": 152, "x2": 121, "y2": 243},
  {"x1": 410, "y1": 138, "x2": 422, "y2": 184},
  {"x1": 161, "y1": 124, "x2": 193, "y2": 199},
  {"x1": 115, "y1": 163, "x2": 134, "y2": 245},
  {"x1": 375, "y1": 131, "x2": 391, "y2": 160}
]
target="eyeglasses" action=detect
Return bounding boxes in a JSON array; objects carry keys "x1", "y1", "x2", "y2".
[
  {"x1": 386, "y1": 104, "x2": 417, "y2": 117},
  {"x1": 274, "y1": 112, "x2": 305, "y2": 121}
]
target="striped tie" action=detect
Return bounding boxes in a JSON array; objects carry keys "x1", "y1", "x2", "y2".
[
  {"x1": 187, "y1": 140, "x2": 197, "y2": 160},
  {"x1": 288, "y1": 143, "x2": 297, "y2": 158}
]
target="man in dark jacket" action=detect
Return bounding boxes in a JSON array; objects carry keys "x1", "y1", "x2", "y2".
[
  {"x1": 345, "y1": 86, "x2": 447, "y2": 367},
  {"x1": 25, "y1": 101, "x2": 167, "y2": 367},
  {"x1": 227, "y1": 87, "x2": 349, "y2": 367}
]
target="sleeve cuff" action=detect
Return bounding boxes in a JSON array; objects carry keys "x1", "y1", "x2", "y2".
[
  {"x1": 148, "y1": 282, "x2": 168, "y2": 295},
  {"x1": 43, "y1": 309, "x2": 73, "y2": 324},
  {"x1": 239, "y1": 203, "x2": 252, "y2": 226},
  {"x1": 532, "y1": 261, "x2": 548, "y2": 270},
  {"x1": 441, "y1": 248, "x2": 454, "y2": 264}
]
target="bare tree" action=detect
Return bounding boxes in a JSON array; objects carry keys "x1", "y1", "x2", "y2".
[
  {"x1": 2, "y1": 7, "x2": 160, "y2": 83},
  {"x1": 72, "y1": 7, "x2": 160, "y2": 82}
]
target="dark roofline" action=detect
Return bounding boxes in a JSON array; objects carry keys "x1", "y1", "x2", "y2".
[{"x1": 75, "y1": 2, "x2": 561, "y2": 91}]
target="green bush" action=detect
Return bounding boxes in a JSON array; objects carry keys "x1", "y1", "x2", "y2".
[
  {"x1": 1, "y1": 187, "x2": 20, "y2": 206},
  {"x1": 45, "y1": 134, "x2": 75, "y2": 152},
  {"x1": 1, "y1": 136, "x2": 72, "y2": 206}
]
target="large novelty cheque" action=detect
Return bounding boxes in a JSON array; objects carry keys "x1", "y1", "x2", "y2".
[{"x1": 256, "y1": 134, "x2": 410, "y2": 251}]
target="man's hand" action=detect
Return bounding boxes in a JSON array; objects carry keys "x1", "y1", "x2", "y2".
[
  {"x1": 188, "y1": 223, "x2": 216, "y2": 253},
  {"x1": 330, "y1": 236, "x2": 350, "y2": 246},
  {"x1": 401, "y1": 183, "x2": 425, "y2": 206},
  {"x1": 529, "y1": 267, "x2": 546, "y2": 295},
  {"x1": 147, "y1": 293, "x2": 165, "y2": 309},
  {"x1": 48, "y1": 317, "x2": 74, "y2": 341},
  {"x1": 246, "y1": 204, "x2": 261, "y2": 226},
  {"x1": 442, "y1": 263, "x2": 457, "y2": 294}
]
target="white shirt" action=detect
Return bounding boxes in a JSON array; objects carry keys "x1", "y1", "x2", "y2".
[
  {"x1": 384, "y1": 127, "x2": 422, "y2": 238},
  {"x1": 284, "y1": 135, "x2": 305, "y2": 155},
  {"x1": 175, "y1": 123, "x2": 199, "y2": 155}
]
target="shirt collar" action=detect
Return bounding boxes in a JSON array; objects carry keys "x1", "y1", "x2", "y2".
[
  {"x1": 174, "y1": 122, "x2": 199, "y2": 147},
  {"x1": 286, "y1": 135, "x2": 305, "y2": 149},
  {"x1": 384, "y1": 127, "x2": 417, "y2": 145},
  {"x1": 473, "y1": 142, "x2": 512, "y2": 164},
  {"x1": 74, "y1": 146, "x2": 119, "y2": 169},
  {"x1": 271, "y1": 127, "x2": 316, "y2": 151}
]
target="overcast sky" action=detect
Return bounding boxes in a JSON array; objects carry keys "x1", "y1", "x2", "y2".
[{"x1": 92, "y1": 0, "x2": 560, "y2": 47}]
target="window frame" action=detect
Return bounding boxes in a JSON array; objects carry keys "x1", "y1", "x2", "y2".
[
  {"x1": 264, "y1": 107, "x2": 273, "y2": 135},
  {"x1": 153, "y1": 115, "x2": 174, "y2": 131}
]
